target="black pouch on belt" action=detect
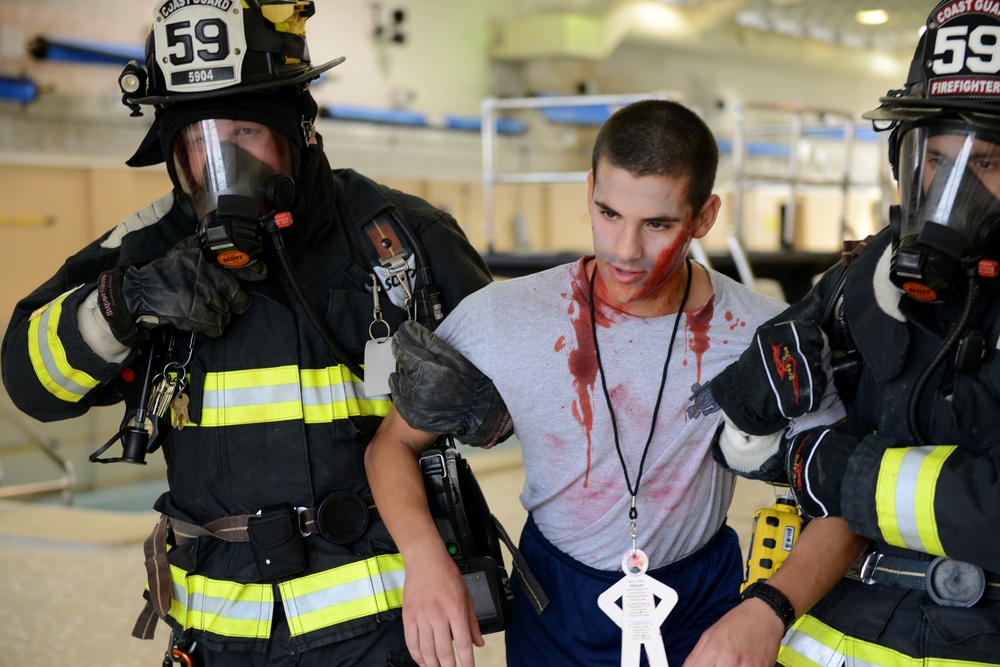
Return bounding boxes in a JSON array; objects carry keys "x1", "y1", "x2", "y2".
[{"x1": 248, "y1": 503, "x2": 307, "y2": 581}]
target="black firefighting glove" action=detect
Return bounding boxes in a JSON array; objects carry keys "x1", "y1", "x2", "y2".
[
  {"x1": 96, "y1": 237, "x2": 262, "y2": 347},
  {"x1": 710, "y1": 320, "x2": 828, "y2": 435},
  {"x1": 786, "y1": 421, "x2": 871, "y2": 519},
  {"x1": 390, "y1": 320, "x2": 512, "y2": 448}
]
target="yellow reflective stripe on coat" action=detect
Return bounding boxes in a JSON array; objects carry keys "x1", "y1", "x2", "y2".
[
  {"x1": 779, "y1": 613, "x2": 995, "y2": 666},
  {"x1": 280, "y1": 554, "x2": 405, "y2": 637},
  {"x1": 165, "y1": 563, "x2": 274, "y2": 639},
  {"x1": 163, "y1": 555, "x2": 405, "y2": 640},
  {"x1": 27, "y1": 287, "x2": 100, "y2": 403},
  {"x1": 300, "y1": 367, "x2": 390, "y2": 422},
  {"x1": 197, "y1": 365, "x2": 390, "y2": 427},
  {"x1": 874, "y1": 445, "x2": 955, "y2": 556}
]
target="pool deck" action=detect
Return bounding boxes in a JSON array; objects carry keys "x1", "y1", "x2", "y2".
[{"x1": 0, "y1": 446, "x2": 775, "y2": 667}]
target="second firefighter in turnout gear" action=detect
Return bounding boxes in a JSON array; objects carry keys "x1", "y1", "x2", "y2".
[
  {"x1": 711, "y1": 1, "x2": 1000, "y2": 665},
  {"x1": 0, "y1": 0, "x2": 491, "y2": 664}
]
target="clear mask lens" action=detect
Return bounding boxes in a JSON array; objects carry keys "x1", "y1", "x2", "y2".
[
  {"x1": 897, "y1": 123, "x2": 1000, "y2": 258},
  {"x1": 172, "y1": 118, "x2": 294, "y2": 224}
]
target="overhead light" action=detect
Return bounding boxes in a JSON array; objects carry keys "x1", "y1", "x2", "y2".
[{"x1": 856, "y1": 9, "x2": 889, "y2": 26}]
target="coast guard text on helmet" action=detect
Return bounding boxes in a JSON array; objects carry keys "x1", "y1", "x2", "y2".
[
  {"x1": 936, "y1": 0, "x2": 1000, "y2": 23},
  {"x1": 159, "y1": 0, "x2": 236, "y2": 21}
]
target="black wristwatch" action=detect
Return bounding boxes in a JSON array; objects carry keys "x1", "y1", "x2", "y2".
[{"x1": 742, "y1": 581, "x2": 796, "y2": 631}]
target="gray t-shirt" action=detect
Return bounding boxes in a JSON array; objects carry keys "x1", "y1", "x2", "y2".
[{"x1": 437, "y1": 258, "x2": 795, "y2": 570}]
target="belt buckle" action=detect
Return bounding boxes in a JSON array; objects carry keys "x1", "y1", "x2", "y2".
[
  {"x1": 857, "y1": 550, "x2": 883, "y2": 585},
  {"x1": 926, "y1": 557, "x2": 986, "y2": 607},
  {"x1": 295, "y1": 506, "x2": 310, "y2": 538}
]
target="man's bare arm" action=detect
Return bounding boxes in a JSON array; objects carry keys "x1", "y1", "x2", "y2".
[
  {"x1": 683, "y1": 516, "x2": 868, "y2": 667},
  {"x1": 365, "y1": 407, "x2": 485, "y2": 667}
]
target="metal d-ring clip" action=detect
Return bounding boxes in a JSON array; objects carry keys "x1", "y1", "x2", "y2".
[
  {"x1": 369, "y1": 274, "x2": 392, "y2": 342},
  {"x1": 857, "y1": 550, "x2": 884, "y2": 585},
  {"x1": 383, "y1": 255, "x2": 416, "y2": 320},
  {"x1": 162, "y1": 330, "x2": 196, "y2": 391}
]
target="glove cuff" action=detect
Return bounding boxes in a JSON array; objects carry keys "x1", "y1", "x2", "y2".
[
  {"x1": 712, "y1": 412, "x2": 786, "y2": 481},
  {"x1": 96, "y1": 268, "x2": 148, "y2": 348},
  {"x1": 461, "y1": 388, "x2": 513, "y2": 449}
]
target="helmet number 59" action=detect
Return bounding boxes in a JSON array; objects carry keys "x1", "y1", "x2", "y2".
[
  {"x1": 166, "y1": 19, "x2": 231, "y2": 66},
  {"x1": 934, "y1": 25, "x2": 1000, "y2": 75}
]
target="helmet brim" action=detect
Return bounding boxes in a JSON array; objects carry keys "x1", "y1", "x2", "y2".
[
  {"x1": 126, "y1": 56, "x2": 344, "y2": 108},
  {"x1": 125, "y1": 118, "x2": 164, "y2": 168},
  {"x1": 863, "y1": 94, "x2": 1000, "y2": 124}
]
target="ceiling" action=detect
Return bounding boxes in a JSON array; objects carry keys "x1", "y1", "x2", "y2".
[
  {"x1": 511, "y1": 0, "x2": 930, "y2": 54},
  {"x1": 733, "y1": 0, "x2": 929, "y2": 52}
]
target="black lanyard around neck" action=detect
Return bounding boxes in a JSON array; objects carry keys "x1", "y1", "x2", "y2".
[{"x1": 588, "y1": 258, "x2": 693, "y2": 538}]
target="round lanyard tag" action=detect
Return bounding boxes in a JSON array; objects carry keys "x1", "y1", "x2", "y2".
[{"x1": 152, "y1": 0, "x2": 248, "y2": 94}]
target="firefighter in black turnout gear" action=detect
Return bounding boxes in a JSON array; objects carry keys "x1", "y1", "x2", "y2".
[
  {"x1": 710, "y1": 2, "x2": 1000, "y2": 664},
  {"x1": 0, "y1": 1, "x2": 491, "y2": 664}
]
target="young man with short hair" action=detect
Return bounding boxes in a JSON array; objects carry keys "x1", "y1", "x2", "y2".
[{"x1": 366, "y1": 99, "x2": 853, "y2": 667}]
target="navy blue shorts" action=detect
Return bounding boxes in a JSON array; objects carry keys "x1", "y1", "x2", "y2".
[{"x1": 506, "y1": 514, "x2": 742, "y2": 667}]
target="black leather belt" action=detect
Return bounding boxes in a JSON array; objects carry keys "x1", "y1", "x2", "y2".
[{"x1": 847, "y1": 550, "x2": 1000, "y2": 607}]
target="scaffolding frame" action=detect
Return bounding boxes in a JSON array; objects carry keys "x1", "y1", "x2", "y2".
[
  {"x1": 480, "y1": 92, "x2": 672, "y2": 255},
  {"x1": 730, "y1": 100, "x2": 866, "y2": 249}
]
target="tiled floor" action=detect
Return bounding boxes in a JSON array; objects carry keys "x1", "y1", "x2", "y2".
[{"x1": 0, "y1": 444, "x2": 779, "y2": 667}]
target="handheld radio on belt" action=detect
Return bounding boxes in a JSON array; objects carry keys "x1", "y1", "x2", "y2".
[{"x1": 420, "y1": 441, "x2": 514, "y2": 634}]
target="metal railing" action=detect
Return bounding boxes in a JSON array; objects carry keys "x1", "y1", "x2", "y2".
[
  {"x1": 730, "y1": 100, "x2": 870, "y2": 249},
  {"x1": 0, "y1": 400, "x2": 75, "y2": 505},
  {"x1": 480, "y1": 92, "x2": 672, "y2": 254}
]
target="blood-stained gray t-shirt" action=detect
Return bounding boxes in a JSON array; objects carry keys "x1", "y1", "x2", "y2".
[{"x1": 436, "y1": 258, "x2": 810, "y2": 570}]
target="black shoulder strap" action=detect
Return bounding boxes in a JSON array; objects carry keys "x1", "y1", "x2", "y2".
[
  {"x1": 821, "y1": 236, "x2": 875, "y2": 403},
  {"x1": 337, "y1": 172, "x2": 444, "y2": 329},
  {"x1": 820, "y1": 236, "x2": 874, "y2": 331}
]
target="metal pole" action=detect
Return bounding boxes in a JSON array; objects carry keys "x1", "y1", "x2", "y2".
[
  {"x1": 784, "y1": 109, "x2": 803, "y2": 249},
  {"x1": 481, "y1": 97, "x2": 497, "y2": 255},
  {"x1": 732, "y1": 101, "x2": 746, "y2": 246},
  {"x1": 841, "y1": 115, "x2": 855, "y2": 241}
]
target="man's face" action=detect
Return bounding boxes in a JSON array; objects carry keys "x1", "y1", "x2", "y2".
[
  {"x1": 924, "y1": 132, "x2": 1000, "y2": 201},
  {"x1": 178, "y1": 118, "x2": 293, "y2": 187},
  {"x1": 587, "y1": 159, "x2": 717, "y2": 317}
]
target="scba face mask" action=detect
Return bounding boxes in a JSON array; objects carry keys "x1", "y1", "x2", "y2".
[
  {"x1": 891, "y1": 122, "x2": 1000, "y2": 302},
  {"x1": 172, "y1": 118, "x2": 296, "y2": 268}
]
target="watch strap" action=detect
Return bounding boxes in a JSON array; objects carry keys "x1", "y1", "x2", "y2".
[{"x1": 742, "y1": 581, "x2": 796, "y2": 630}]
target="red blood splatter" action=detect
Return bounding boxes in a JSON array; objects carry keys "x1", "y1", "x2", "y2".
[
  {"x1": 568, "y1": 264, "x2": 598, "y2": 487},
  {"x1": 725, "y1": 311, "x2": 734, "y2": 322},
  {"x1": 555, "y1": 336, "x2": 566, "y2": 352},
  {"x1": 636, "y1": 222, "x2": 692, "y2": 304},
  {"x1": 564, "y1": 260, "x2": 620, "y2": 488},
  {"x1": 686, "y1": 296, "x2": 715, "y2": 383}
]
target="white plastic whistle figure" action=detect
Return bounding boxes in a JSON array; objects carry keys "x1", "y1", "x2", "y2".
[{"x1": 597, "y1": 549, "x2": 678, "y2": 667}]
